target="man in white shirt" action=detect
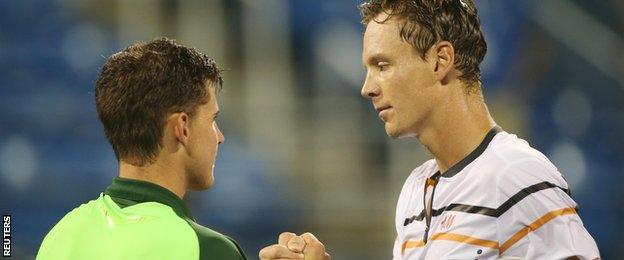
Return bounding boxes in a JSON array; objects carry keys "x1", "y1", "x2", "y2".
[{"x1": 259, "y1": 0, "x2": 600, "y2": 259}]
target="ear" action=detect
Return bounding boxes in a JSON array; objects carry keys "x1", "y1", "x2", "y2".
[
  {"x1": 172, "y1": 112, "x2": 191, "y2": 146},
  {"x1": 433, "y1": 41, "x2": 455, "y2": 82}
]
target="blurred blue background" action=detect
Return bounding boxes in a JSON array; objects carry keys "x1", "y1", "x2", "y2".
[{"x1": 1, "y1": 0, "x2": 622, "y2": 259}]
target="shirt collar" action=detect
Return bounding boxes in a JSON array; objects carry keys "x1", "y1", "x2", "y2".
[
  {"x1": 439, "y1": 126, "x2": 502, "y2": 178},
  {"x1": 104, "y1": 177, "x2": 194, "y2": 220}
]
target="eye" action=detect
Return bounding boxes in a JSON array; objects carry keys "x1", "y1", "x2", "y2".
[{"x1": 377, "y1": 61, "x2": 389, "y2": 71}]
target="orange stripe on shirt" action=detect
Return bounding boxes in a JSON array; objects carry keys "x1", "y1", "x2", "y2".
[
  {"x1": 426, "y1": 178, "x2": 437, "y2": 187},
  {"x1": 499, "y1": 207, "x2": 577, "y2": 253},
  {"x1": 401, "y1": 233, "x2": 499, "y2": 253},
  {"x1": 401, "y1": 207, "x2": 578, "y2": 255},
  {"x1": 401, "y1": 239, "x2": 425, "y2": 253}
]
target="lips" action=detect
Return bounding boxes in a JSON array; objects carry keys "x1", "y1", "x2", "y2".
[
  {"x1": 375, "y1": 105, "x2": 391, "y2": 113},
  {"x1": 375, "y1": 105, "x2": 392, "y2": 121}
]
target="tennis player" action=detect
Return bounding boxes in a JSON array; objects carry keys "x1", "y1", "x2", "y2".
[
  {"x1": 37, "y1": 38, "x2": 246, "y2": 259},
  {"x1": 259, "y1": 0, "x2": 600, "y2": 259}
]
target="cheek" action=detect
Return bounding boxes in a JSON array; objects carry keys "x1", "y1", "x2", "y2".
[
  {"x1": 198, "y1": 124, "x2": 217, "y2": 145},
  {"x1": 393, "y1": 66, "x2": 434, "y2": 98},
  {"x1": 390, "y1": 79, "x2": 433, "y2": 122},
  {"x1": 386, "y1": 76, "x2": 419, "y2": 107}
]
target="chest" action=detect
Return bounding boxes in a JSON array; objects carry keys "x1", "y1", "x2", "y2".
[{"x1": 395, "y1": 176, "x2": 500, "y2": 259}]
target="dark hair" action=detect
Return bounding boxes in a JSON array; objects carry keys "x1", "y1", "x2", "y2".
[
  {"x1": 95, "y1": 37, "x2": 223, "y2": 166},
  {"x1": 359, "y1": 0, "x2": 487, "y2": 84}
]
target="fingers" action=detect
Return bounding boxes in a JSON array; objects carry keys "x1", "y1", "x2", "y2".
[
  {"x1": 301, "y1": 232, "x2": 324, "y2": 252},
  {"x1": 278, "y1": 231, "x2": 306, "y2": 253},
  {"x1": 263, "y1": 231, "x2": 330, "y2": 260},
  {"x1": 300, "y1": 232, "x2": 331, "y2": 260},
  {"x1": 287, "y1": 235, "x2": 306, "y2": 253},
  {"x1": 259, "y1": 244, "x2": 304, "y2": 260},
  {"x1": 278, "y1": 232, "x2": 296, "y2": 246}
]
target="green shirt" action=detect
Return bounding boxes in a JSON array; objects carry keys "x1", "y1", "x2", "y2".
[{"x1": 37, "y1": 177, "x2": 247, "y2": 260}]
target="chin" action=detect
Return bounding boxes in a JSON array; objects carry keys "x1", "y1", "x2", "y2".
[
  {"x1": 201, "y1": 178, "x2": 215, "y2": 189},
  {"x1": 201, "y1": 176, "x2": 215, "y2": 189},
  {"x1": 385, "y1": 124, "x2": 416, "y2": 139},
  {"x1": 386, "y1": 129, "x2": 401, "y2": 139},
  {"x1": 385, "y1": 124, "x2": 403, "y2": 139},
  {"x1": 188, "y1": 172, "x2": 215, "y2": 190},
  {"x1": 190, "y1": 180, "x2": 214, "y2": 191}
]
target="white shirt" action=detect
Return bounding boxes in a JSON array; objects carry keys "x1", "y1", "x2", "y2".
[{"x1": 393, "y1": 127, "x2": 600, "y2": 260}]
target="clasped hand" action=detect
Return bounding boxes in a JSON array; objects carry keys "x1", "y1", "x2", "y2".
[{"x1": 259, "y1": 232, "x2": 331, "y2": 260}]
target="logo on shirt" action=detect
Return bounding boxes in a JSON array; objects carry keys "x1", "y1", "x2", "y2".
[{"x1": 439, "y1": 214, "x2": 456, "y2": 230}]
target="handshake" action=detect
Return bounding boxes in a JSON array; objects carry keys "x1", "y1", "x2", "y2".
[{"x1": 259, "y1": 232, "x2": 331, "y2": 260}]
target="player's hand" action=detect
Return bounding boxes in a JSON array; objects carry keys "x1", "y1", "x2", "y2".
[
  {"x1": 259, "y1": 232, "x2": 305, "y2": 260},
  {"x1": 259, "y1": 232, "x2": 331, "y2": 260},
  {"x1": 298, "y1": 232, "x2": 331, "y2": 260}
]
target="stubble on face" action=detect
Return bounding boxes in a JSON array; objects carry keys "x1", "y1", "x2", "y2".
[
  {"x1": 185, "y1": 86, "x2": 220, "y2": 191},
  {"x1": 362, "y1": 14, "x2": 439, "y2": 139}
]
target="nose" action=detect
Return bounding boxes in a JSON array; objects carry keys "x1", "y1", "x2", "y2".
[
  {"x1": 216, "y1": 124, "x2": 224, "y2": 144},
  {"x1": 361, "y1": 73, "x2": 380, "y2": 99}
]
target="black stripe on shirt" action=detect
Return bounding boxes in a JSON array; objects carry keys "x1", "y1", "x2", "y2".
[
  {"x1": 403, "y1": 181, "x2": 570, "y2": 226},
  {"x1": 440, "y1": 126, "x2": 502, "y2": 178}
]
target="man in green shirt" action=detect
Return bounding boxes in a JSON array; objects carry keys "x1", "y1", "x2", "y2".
[{"x1": 37, "y1": 38, "x2": 247, "y2": 259}]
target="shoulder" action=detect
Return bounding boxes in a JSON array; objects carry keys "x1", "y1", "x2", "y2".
[
  {"x1": 44, "y1": 198, "x2": 100, "y2": 234},
  {"x1": 486, "y1": 132, "x2": 573, "y2": 210},
  {"x1": 487, "y1": 131, "x2": 549, "y2": 164},
  {"x1": 37, "y1": 198, "x2": 104, "y2": 258},
  {"x1": 186, "y1": 220, "x2": 246, "y2": 260},
  {"x1": 488, "y1": 132, "x2": 568, "y2": 190}
]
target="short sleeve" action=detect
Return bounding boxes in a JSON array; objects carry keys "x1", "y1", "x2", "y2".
[{"x1": 495, "y1": 158, "x2": 600, "y2": 260}]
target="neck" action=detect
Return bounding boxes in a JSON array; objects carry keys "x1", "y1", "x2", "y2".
[
  {"x1": 118, "y1": 157, "x2": 187, "y2": 199},
  {"x1": 417, "y1": 86, "x2": 496, "y2": 174}
]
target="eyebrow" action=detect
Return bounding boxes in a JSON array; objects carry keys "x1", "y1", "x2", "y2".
[{"x1": 364, "y1": 53, "x2": 390, "y2": 67}]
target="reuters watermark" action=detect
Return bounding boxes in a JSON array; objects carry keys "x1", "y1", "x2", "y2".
[{"x1": 3, "y1": 215, "x2": 10, "y2": 257}]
